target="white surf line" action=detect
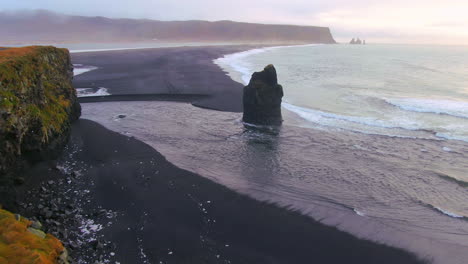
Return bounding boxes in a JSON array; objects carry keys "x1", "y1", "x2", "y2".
[
  {"x1": 213, "y1": 43, "x2": 320, "y2": 85},
  {"x1": 73, "y1": 64, "x2": 98, "y2": 76},
  {"x1": 353, "y1": 208, "x2": 366, "y2": 217},
  {"x1": 213, "y1": 44, "x2": 468, "y2": 143},
  {"x1": 434, "y1": 207, "x2": 464, "y2": 218},
  {"x1": 76, "y1": 88, "x2": 111, "y2": 97}
]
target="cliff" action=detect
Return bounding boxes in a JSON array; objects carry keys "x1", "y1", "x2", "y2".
[
  {"x1": 0, "y1": 10, "x2": 336, "y2": 44},
  {"x1": 0, "y1": 46, "x2": 81, "y2": 182}
]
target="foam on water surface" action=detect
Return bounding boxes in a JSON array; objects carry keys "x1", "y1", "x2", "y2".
[
  {"x1": 434, "y1": 207, "x2": 464, "y2": 218},
  {"x1": 214, "y1": 44, "x2": 319, "y2": 85},
  {"x1": 76, "y1": 88, "x2": 111, "y2": 97},
  {"x1": 385, "y1": 97, "x2": 468, "y2": 119},
  {"x1": 73, "y1": 64, "x2": 98, "y2": 76}
]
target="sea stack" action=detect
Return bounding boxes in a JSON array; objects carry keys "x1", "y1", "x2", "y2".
[{"x1": 242, "y1": 64, "x2": 283, "y2": 126}]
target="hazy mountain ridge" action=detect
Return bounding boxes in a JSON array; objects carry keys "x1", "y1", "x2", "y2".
[{"x1": 0, "y1": 10, "x2": 336, "y2": 44}]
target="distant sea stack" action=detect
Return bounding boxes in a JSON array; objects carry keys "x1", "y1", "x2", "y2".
[
  {"x1": 243, "y1": 65, "x2": 283, "y2": 126},
  {"x1": 0, "y1": 10, "x2": 336, "y2": 44},
  {"x1": 0, "y1": 46, "x2": 81, "y2": 182},
  {"x1": 350, "y1": 38, "x2": 366, "y2": 45}
]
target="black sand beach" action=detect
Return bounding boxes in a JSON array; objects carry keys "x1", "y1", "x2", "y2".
[
  {"x1": 8, "y1": 46, "x2": 427, "y2": 263},
  {"x1": 72, "y1": 46, "x2": 256, "y2": 112},
  {"x1": 15, "y1": 118, "x2": 424, "y2": 264}
]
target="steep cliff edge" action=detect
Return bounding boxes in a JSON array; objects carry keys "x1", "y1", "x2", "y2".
[{"x1": 0, "y1": 46, "x2": 81, "y2": 182}]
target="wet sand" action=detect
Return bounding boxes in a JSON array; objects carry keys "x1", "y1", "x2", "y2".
[
  {"x1": 16, "y1": 118, "x2": 424, "y2": 263},
  {"x1": 82, "y1": 100, "x2": 468, "y2": 264}
]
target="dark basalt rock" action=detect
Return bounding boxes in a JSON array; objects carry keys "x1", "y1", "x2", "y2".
[
  {"x1": 242, "y1": 64, "x2": 283, "y2": 126},
  {"x1": 350, "y1": 38, "x2": 365, "y2": 45}
]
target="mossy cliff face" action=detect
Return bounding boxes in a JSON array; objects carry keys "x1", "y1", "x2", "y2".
[
  {"x1": 0, "y1": 46, "x2": 81, "y2": 180},
  {"x1": 0, "y1": 208, "x2": 67, "y2": 264}
]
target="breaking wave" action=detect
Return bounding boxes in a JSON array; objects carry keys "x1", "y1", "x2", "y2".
[
  {"x1": 385, "y1": 97, "x2": 468, "y2": 120},
  {"x1": 73, "y1": 64, "x2": 98, "y2": 76},
  {"x1": 76, "y1": 88, "x2": 111, "y2": 97},
  {"x1": 214, "y1": 44, "x2": 319, "y2": 85}
]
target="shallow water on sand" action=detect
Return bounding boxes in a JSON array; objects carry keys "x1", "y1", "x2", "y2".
[{"x1": 82, "y1": 101, "x2": 468, "y2": 264}]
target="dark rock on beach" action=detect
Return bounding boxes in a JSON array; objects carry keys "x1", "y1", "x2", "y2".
[{"x1": 243, "y1": 64, "x2": 284, "y2": 126}]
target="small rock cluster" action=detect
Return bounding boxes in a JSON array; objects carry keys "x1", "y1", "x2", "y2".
[{"x1": 17, "y1": 151, "x2": 117, "y2": 264}]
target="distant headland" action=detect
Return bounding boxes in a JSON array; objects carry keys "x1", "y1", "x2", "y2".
[{"x1": 0, "y1": 10, "x2": 336, "y2": 44}]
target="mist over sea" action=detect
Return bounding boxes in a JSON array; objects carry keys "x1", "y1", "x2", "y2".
[{"x1": 79, "y1": 43, "x2": 468, "y2": 264}]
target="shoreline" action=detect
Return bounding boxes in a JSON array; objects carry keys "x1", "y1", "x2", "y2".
[
  {"x1": 4, "y1": 44, "x2": 449, "y2": 263},
  {"x1": 213, "y1": 43, "x2": 321, "y2": 84},
  {"x1": 71, "y1": 45, "x2": 262, "y2": 112},
  {"x1": 70, "y1": 44, "x2": 464, "y2": 263},
  {"x1": 81, "y1": 99, "x2": 468, "y2": 264},
  {"x1": 215, "y1": 44, "x2": 468, "y2": 144},
  {"x1": 13, "y1": 118, "x2": 425, "y2": 263}
]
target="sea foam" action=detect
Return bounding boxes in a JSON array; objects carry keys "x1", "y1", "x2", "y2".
[
  {"x1": 434, "y1": 207, "x2": 464, "y2": 218},
  {"x1": 385, "y1": 97, "x2": 468, "y2": 120},
  {"x1": 73, "y1": 64, "x2": 98, "y2": 76},
  {"x1": 214, "y1": 44, "x2": 319, "y2": 85},
  {"x1": 353, "y1": 209, "x2": 366, "y2": 216},
  {"x1": 282, "y1": 102, "x2": 426, "y2": 134},
  {"x1": 76, "y1": 88, "x2": 110, "y2": 97},
  {"x1": 214, "y1": 44, "x2": 468, "y2": 143}
]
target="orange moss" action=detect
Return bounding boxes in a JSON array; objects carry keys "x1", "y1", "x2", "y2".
[
  {"x1": 0, "y1": 209, "x2": 64, "y2": 264},
  {"x1": 0, "y1": 47, "x2": 38, "y2": 64}
]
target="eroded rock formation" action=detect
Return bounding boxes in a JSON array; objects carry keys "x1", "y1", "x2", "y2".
[
  {"x1": 350, "y1": 38, "x2": 365, "y2": 45},
  {"x1": 242, "y1": 64, "x2": 283, "y2": 126},
  {"x1": 0, "y1": 46, "x2": 81, "y2": 181}
]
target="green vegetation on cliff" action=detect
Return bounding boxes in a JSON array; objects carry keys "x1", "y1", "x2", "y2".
[
  {"x1": 0, "y1": 46, "x2": 81, "y2": 179},
  {"x1": 0, "y1": 46, "x2": 77, "y2": 263}
]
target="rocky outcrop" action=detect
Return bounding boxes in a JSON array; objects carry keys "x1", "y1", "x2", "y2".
[
  {"x1": 242, "y1": 65, "x2": 283, "y2": 126},
  {"x1": 0, "y1": 46, "x2": 81, "y2": 182},
  {"x1": 350, "y1": 38, "x2": 365, "y2": 45}
]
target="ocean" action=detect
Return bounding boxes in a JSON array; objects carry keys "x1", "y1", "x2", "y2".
[
  {"x1": 215, "y1": 44, "x2": 468, "y2": 142},
  {"x1": 79, "y1": 43, "x2": 468, "y2": 264}
]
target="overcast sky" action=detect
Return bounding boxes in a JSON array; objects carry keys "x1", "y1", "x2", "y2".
[{"x1": 2, "y1": 0, "x2": 468, "y2": 45}]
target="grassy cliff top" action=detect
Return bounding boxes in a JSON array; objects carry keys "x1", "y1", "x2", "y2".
[
  {"x1": 0, "y1": 46, "x2": 68, "y2": 64},
  {"x1": 0, "y1": 45, "x2": 76, "y2": 144},
  {"x1": 0, "y1": 47, "x2": 36, "y2": 64}
]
